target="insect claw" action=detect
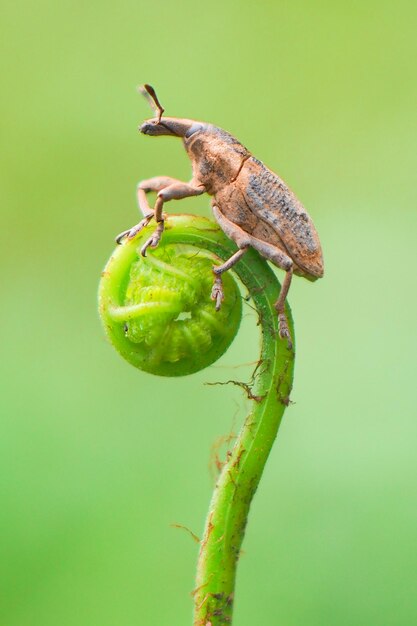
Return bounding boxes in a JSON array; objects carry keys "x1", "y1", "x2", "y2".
[
  {"x1": 282, "y1": 334, "x2": 293, "y2": 351},
  {"x1": 140, "y1": 221, "x2": 164, "y2": 256},
  {"x1": 211, "y1": 276, "x2": 225, "y2": 311},
  {"x1": 115, "y1": 216, "x2": 153, "y2": 246},
  {"x1": 140, "y1": 238, "x2": 151, "y2": 257},
  {"x1": 278, "y1": 313, "x2": 293, "y2": 350},
  {"x1": 115, "y1": 228, "x2": 131, "y2": 244}
]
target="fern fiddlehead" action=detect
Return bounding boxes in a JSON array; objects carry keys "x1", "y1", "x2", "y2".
[{"x1": 98, "y1": 214, "x2": 295, "y2": 625}]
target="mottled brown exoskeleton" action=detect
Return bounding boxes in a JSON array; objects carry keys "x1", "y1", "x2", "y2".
[{"x1": 116, "y1": 85, "x2": 324, "y2": 348}]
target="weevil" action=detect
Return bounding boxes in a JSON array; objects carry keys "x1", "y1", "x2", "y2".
[{"x1": 116, "y1": 85, "x2": 324, "y2": 348}]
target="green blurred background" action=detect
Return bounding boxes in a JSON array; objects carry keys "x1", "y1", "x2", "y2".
[{"x1": 1, "y1": 1, "x2": 416, "y2": 624}]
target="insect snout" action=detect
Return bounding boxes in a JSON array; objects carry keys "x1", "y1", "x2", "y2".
[{"x1": 139, "y1": 121, "x2": 160, "y2": 135}]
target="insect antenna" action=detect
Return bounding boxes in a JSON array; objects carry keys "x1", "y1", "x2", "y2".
[{"x1": 138, "y1": 84, "x2": 165, "y2": 123}]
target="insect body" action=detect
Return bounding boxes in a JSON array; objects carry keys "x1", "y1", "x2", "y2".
[{"x1": 116, "y1": 85, "x2": 324, "y2": 348}]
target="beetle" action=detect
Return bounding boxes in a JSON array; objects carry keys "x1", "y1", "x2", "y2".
[{"x1": 116, "y1": 84, "x2": 324, "y2": 349}]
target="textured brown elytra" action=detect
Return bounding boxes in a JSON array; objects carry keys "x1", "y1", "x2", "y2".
[{"x1": 116, "y1": 84, "x2": 324, "y2": 348}]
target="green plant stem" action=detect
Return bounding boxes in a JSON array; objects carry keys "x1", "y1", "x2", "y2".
[
  {"x1": 160, "y1": 216, "x2": 295, "y2": 625},
  {"x1": 101, "y1": 214, "x2": 294, "y2": 625}
]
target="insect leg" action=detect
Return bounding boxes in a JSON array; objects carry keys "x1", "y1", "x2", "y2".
[
  {"x1": 211, "y1": 248, "x2": 248, "y2": 310},
  {"x1": 116, "y1": 176, "x2": 185, "y2": 244},
  {"x1": 211, "y1": 204, "x2": 251, "y2": 310},
  {"x1": 245, "y1": 238, "x2": 294, "y2": 349},
  {"x1": 273, "y1": 268, "x2": 293, "y2": 349},
  {"x1": 212, "y1": 203, "x2": 293, "y2": 348},
  {"x1": 140, "y1": 180, "x2": 205, "y2": 256},
  {"x1": 137, "y1": 177, "x2": 183, "y2": 217}
]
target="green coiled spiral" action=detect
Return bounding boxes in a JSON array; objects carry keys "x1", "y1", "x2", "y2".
[{"x1": 98, "y1": 217, "x2": 242, "y2": 376}]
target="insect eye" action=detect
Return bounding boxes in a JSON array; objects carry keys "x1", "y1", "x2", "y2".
[{"x1": 185, "y1": 123, "x2": 203, "y2": 138}]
